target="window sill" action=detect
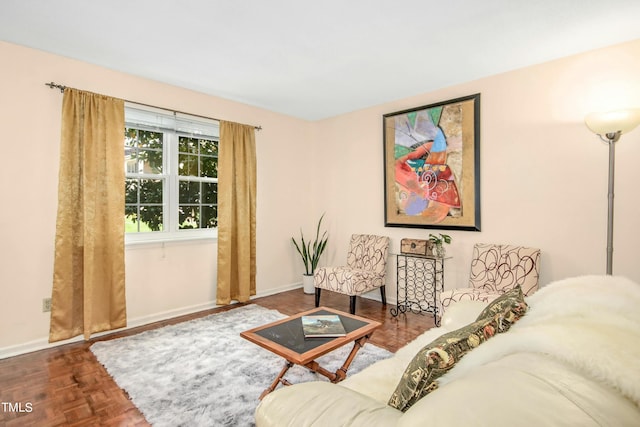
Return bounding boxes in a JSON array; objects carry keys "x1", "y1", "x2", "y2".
[{"x1": 125, "y1": 233, "x2": 217, "y2": 247}]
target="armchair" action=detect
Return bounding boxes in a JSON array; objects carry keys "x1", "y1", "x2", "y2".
[
  {"x1": 438, "y1": 243, "x2": 540, "y2": 316},
  {"x1": 314, "y1": 234, "x2": 390, "y2": 314}
]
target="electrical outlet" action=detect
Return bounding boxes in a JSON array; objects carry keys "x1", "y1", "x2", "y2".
[{"x1": 42, "y1": 298, "x2": 52, "y2": 312}]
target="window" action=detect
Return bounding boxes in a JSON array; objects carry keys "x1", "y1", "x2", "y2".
[{"x1": 124, "y1": 104, "x2": 219, "y2": 242}]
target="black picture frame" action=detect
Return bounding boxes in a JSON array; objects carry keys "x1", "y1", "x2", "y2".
[{"x1": 383, "y1": 93, "x2": 481, "y2": 231}]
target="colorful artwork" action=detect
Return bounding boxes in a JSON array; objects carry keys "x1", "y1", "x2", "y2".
[{"x1": 383, "y1": 94, "x2": 480, "y2": 231}]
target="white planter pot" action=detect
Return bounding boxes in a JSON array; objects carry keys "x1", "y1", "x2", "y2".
[{"x1": 302, "y1": 274, "x2": 315, "y2": 294}]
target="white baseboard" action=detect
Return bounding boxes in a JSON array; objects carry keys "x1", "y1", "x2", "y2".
[
  {"x1": 0, "y1": 282, "x2": 396, "y2": 360},
  {"x1": 0, "y1": 302, "x2": 214, "y2": 360},
  {"x1": 359, "y1": 289, "x2": 398, "y2": 306},
  {"x1": 0, "y1": 282, "x2": 304, "y2": 360}
]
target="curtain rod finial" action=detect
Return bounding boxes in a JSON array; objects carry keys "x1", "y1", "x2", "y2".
[{"x1": 45, "y1": 82, "x2": 66, "y2": 93}]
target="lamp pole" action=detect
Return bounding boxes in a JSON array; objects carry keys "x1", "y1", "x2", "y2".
[
  {"x1": 605, "y1": 132, "x2": 619, "y2": 275},
  {"x1": 585, "y1": 109, "x2": 640, "y2": 276}
]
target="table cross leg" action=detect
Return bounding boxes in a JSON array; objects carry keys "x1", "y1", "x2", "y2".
[
  {"x1": 259, "y1": 361, "x2": 294, "y2": 400},
  {"x1": 333, "y1": 335, "x2": 370, "y2": 382}
]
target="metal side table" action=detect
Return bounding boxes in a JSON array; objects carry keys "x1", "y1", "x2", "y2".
[{"x1": 391, "y1": 253, "x2": 447, "y2": 326}]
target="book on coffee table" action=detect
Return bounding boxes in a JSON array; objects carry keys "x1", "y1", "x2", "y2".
[{"x1": 301, "y1": 314, "x2": 346, "y2": 338}]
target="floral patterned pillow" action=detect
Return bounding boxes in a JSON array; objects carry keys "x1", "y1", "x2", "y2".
[
  {"x1": 475, "y1": 285, "x2": 528, "y2": 332},
  {"x1": 388, "y1": 288, "x2": 528, "y2": 412},
  {"x1": 387, "y1": 315, "x2": 500, "y2": 411}
]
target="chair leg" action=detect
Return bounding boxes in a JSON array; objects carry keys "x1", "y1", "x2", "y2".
[
  {"x1": 380, "y1": 286, "x2": 386, "y2": 305},
  {"x1": 315, "y1": 288, "x2": 321, "y2": 307},
  {"x1": 349, "y1": 296, "x2": 356, "y2": 314}
]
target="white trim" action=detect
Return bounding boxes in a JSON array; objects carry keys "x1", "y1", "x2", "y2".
[
  {"x1": 124, "y1": 106, "x2": 220, "y2": 242},
  {"x1": 0, "y1": 282, "x2": 303, "y2": 360},
  {"x1": 125, "y1": 230, "x2": 217, "y2": 246},
  {"x1": 0, "y1": 301, "x2": 214, "y2": 360}
]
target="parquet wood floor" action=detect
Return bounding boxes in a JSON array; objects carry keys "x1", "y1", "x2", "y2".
[{"x1": 0, "y1": 289, "x2": 436, "y2": 426}]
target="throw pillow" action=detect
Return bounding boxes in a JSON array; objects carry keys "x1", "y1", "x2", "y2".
[
  {"x1": 388, "y1": 289, "x2": 529, "y2": 413},
  {"x1": 475, "y1": 285, "x2": 528, "y2": 332},
  {"x1": 387, "y1": 314, "x2": 502, "y2": 412}
]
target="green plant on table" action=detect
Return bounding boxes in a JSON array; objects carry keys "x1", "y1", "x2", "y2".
[
  {"x1": 292, "y1": 214, "x2": 329, "y2": 275},
  {"x1": 429, "y1": 233, "x2": 451, "y2": 257},
  {"x1": 428, "y1": 233, "x2": 452, "y2": 246}
]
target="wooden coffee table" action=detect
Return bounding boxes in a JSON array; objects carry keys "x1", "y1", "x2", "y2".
[{"x1": 240, "y1": 306, "x2": 381, "y2": 399}]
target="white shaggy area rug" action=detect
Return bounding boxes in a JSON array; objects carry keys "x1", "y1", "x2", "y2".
[{"x1": 91, "y1": 304, "x2": 393, "y2": 426}]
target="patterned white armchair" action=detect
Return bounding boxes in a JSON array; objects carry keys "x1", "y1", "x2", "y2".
[
  {"x1": 314, "y1": 234, "x2": 390, "y2": 314},
  {"x1": 438, "y1": 243, "x2": 541, "y2": 316}
]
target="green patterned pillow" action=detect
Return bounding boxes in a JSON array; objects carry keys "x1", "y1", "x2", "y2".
[
  {"x1": 388, "y1": 289, "x2": 529, "y2": 413},
  {"x1": 388, "y1": 315, "x2": 502, "y2": 412},
  {"x1": 475, "y1": 285, "x2": 528, "y2": 332}
]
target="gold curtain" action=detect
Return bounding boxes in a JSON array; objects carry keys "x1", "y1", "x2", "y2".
[
  {"x1": 49, "y1": 88, "x2": 127, "y2": 342},
  {"x1": 216, "y1": 121, "x2": 257, "y2": 304}
]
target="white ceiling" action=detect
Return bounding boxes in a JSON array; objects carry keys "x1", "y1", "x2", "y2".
[{"x1": 2, "y1": 0, "x2": 640, "y2": 120}]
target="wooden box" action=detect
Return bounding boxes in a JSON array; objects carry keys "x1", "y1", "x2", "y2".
[{"x1": 400, "y1": 238, "x2": 432, "y2": 256}]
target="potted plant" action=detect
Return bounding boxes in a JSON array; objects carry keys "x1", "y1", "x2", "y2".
[
  {"x1": 428, "y1": 233, "x2": 452, "y2": 258},
  {"x1": 292, "y1": 214, "x2": 329, "y2": 294}
]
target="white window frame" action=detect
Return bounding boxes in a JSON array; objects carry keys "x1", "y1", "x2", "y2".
[{"x1": 124, "y1": 103, "x2": 219, "y2": 245}]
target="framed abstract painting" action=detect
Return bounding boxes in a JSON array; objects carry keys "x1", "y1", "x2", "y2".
[{"x1": 383, "y1": 94, "x2": 481, "y2": 231}]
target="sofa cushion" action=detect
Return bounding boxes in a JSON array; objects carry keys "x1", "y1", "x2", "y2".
[
  {"x1": 256, "y1": 382, "x2": 402, "y2": 427},
  {"x1": 388, "y1": 288, "x2": 529, "y2": 412},
  {"x1": 475, "y1": 285, "x2": 528, "y2": 331}
]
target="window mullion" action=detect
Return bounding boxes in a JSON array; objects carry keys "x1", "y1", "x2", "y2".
[{"x1": 166, "y1": 132, "x2": 178, "y2": 233}]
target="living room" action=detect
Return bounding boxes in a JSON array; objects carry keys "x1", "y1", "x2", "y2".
[{"x1": 1, "y1": 1, "x2": 640, "y2": 423}]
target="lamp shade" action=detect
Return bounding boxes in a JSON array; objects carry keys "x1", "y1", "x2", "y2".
[{"x1": 585, "y1": 109, "x2": 640, "y2": 135}]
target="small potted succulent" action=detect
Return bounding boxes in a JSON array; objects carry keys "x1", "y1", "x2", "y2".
[{"x1": 428, "y1": 233, "x2": 452, "y2": 258}]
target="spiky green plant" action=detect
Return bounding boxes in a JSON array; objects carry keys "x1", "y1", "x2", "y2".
[{"x1": 291, "y1": 214, "x2": 329, "y2": 275}]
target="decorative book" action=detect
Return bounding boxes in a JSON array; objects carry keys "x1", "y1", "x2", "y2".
[{"x1": 301, "y1": 314, "x2": 347, "y2": 338}]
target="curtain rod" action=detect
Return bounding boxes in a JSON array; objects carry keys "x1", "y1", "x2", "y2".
[{"x1": 45, "y1": 82, "x2": 262, "y2": 131}]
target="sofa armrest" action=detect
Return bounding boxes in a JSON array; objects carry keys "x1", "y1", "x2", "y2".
[
  {"x1": 255, "y1": 381, "x2": 402, "y2": 427},
  {"x1": 440, "y1": 300, "x2": 488, "y2": 326}
]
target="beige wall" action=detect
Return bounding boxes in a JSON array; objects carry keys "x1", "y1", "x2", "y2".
[
  {"x1": 1, "y1": 38, "x2": 639, "y2": 357},
  {"x1": 314, "y1": 39, "x2": 640, "y2": 295},
  {"x1": 0, "y1": 41, "x2": 318, "y2": 356}
]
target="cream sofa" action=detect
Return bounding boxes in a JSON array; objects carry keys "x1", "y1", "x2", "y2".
[{"x1": 255, "y1": 275, "x2": 640, "y2": 426}]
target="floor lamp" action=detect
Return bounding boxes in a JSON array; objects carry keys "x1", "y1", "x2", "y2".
[{"x1": 584, "y1": 109, "x2": 640, "y2": 275}]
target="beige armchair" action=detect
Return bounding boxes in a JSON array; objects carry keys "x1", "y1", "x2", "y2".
[
  {"x1": 314, "y1": 234, "x2": 390, "y2": 314},
  {"x1": 438, "y1": 243, "x2": 541, "y2": 316}
]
